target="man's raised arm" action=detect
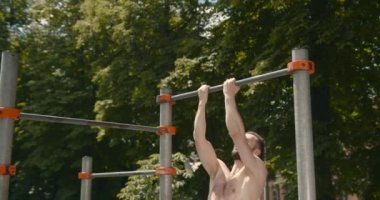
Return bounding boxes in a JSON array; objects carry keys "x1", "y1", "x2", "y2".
[
  {"x1": 223, "y1": 78, "x2": 264, "y2": 175},
  {"x1": 193, "y1": 85, "x2": 219, "y2": 178}
]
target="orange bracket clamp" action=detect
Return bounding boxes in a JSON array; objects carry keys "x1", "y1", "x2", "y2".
[
  {"x1": 0, "y1": 164, "x2": 17, "y2": 176},
  {"x1": 78, "y1": 172, "x2": 92, "y2": 180},
  {"x1": 287, "y1": 60, "x2": 315, "y2": 74},
  {"x1": 157, "y1": 126, "x2": 176, "y2": 136},
  {"x1": 0, "y1": 107, "x2": 20, "y2": 120},
  {"x1": 156, "y1": 94, "x2": 175, "y2": 105},
  {"x1": 155, "y1": 167, "x2": 176, "y2": 176}
]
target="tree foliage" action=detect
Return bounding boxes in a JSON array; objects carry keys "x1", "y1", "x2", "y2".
[
  {"x1": 10, "y1": 1, "x2": 98, "y2": 199},
  {"x1": 117, "y1": 152, "x2": 196, "y2": 200},
  {"x1": 1, "y1": 0, "x2": 379, "y2": 199}
]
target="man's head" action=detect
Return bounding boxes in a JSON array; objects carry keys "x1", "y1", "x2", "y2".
[{"x1": 232, "y1": 131, "x2": 265, "y2": 161}]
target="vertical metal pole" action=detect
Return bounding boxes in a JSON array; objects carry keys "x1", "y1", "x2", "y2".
[
  {"x1": 263, "y1": 184, "x2": 267, "y2": 200},
  {"x1": 159, "y1": 88, "x2": 173, "y2": 200},
  {"x1": 80, "y1": 156, "x2": 92, "y2": 200},
  {"x1": 292, "y1": 48, "x2": 316, "y2": 200},
  {"x1": 0, "y1": 52, "x2": 19, "y2": 200}
]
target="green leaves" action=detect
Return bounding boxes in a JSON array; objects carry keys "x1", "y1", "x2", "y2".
[
  {"x1": 2, "y1": 0, "x2": 379, "y2": 199},
  {"x1": 118, "y1": 152, "x2": 196, "y2": 200}
]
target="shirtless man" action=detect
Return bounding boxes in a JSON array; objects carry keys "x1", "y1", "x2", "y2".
[{"x1": 193, "y1": 78, "x2": 267, "y2": 200}]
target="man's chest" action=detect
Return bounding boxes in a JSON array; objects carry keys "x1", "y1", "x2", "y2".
[{"x1": 210, "y1": 170, "x2": 257, "y2": 200}]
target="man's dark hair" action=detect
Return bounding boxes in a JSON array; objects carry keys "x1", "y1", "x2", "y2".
[{"x1": 247, "y1": 131, "x2": 265, "y2": 160}]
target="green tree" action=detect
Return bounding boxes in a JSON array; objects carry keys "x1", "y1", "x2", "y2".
[
  {"x1": 0, "y1": 6, "x2": 10, "y2": 49},
  {"x1": 10, "y1": 1, "x2": 101, "y2": 199},
  {"x1": 118, "y1": 152, "x2": 196, "y2": 200},
  {"x1": 75, "y1": 0, "x2": 212, "y2": 198},
  {"x1": 163, "y1": 0, "x2": 380, "y2": 199},
  {"x1": 4, "y1": 0, "x2": 379, "y2": 199},
  {"x1": 0, "y1": 0, "x2": 28, "y2": 50}
]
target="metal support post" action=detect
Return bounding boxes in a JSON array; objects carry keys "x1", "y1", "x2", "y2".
[
  {"x1": 80, "y1": 156, "x2": 92, "y2": 200},
  {"x1": 159, "y1": 88, "x2": 173, "y2": 200},
  {"x1": 292, "y1": 48, "x2": 316, "y2": 200},
  {"x1": 0, "y1": 52, "x2": 19, "y2": 200}
]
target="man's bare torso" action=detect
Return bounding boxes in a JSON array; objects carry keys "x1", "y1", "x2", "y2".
[{"x1": 208, "y1": 160, "x2": 266, "y2": 200}]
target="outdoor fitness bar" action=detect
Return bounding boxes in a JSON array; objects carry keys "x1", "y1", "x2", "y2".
[
  {"x1": 80, "y1": 156, "x2": 92, "y2": 200},
  {"x1": 159, "y1": 88, "x2": 174, "y2": 200},
  {"x1": 1, "y1": 48, "x2": 316, "y2": 200},
  {"x1": 292, "y1": 48, "x2": 316, "y2": 200},
  {"x1": 19, "y1": 113, "x2": 158, "y2": 133},
  {"x1": 0, "y1": 52, "x2": 19, "y2": 200},
  {"x1": 79, "y1": 156, "x2": 156, "y2": 200},
  {"x1": 172, "y1": 68, "x2": 289, "y2": 101},
  {"x1": 171, "y1": 48, "x2": 316, "y2": 200},
  {"x1": 91, "y1": 170, "x2": 156, "y2": 178},
  {"x1": 80, "y1": 88, "x2": 176, "y2": 200}
]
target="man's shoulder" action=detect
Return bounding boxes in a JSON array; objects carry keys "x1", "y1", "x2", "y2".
[
  {"x1": 243, "y1": 161, "x2": 268, "y2": 181},
  {"x1": 246, "y1": 156, "x2": 267, "y2": 172},
  {"x1": 216, "y1": 159, "x2": 228, "y2": 168},
  {"x1": 214, "y1": 159, "x2": 231, "y2": 174}
]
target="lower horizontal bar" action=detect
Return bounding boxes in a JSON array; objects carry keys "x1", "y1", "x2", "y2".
[
  {"x1": 19, "y1": 113, "x2": 158, "y2": 133},
  {"x1": 92, "y1": 170, "x2": 156, "y2": 178},
  {"x1": 172, "y1": 68, "x2": 289, "y2": 101}
]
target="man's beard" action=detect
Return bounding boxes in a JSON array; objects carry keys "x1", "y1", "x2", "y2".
[{"x1": 232, "y1": 149, "x2": 240, "y2": 161}]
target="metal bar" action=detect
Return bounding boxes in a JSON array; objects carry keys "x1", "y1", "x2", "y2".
[
  {"x1": 159, "y1": 88, "x2": 173, "y2": 200},
  {"x1": 80, "y1": 156, "x2": 92, "y2": 200},
  {"x1": 292, "y1": 48, "x2": 316, "y2": 200},
  {"x1": 19, "y1": 113, "x2": 158, "y2": 133},
  {"x1": 91, "y1": 170, "x2": 155, "y2": 179},
  {"x1": 172, "y1": 68, "x2": 289, "y2": 101},
  {"x1": 0, "y1": 52, "x2": 19, "y2": 200}
]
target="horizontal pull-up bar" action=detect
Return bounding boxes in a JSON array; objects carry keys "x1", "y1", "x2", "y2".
[
  {"x1": 91, "y1": 170, "x2": 156, "y2": 178},
  {"x1": 19, "y1": 113, "x2": 158, "y2": 133},
  {"x1": 172, "y1": 68, "x2": 289, "y2": 101}
]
